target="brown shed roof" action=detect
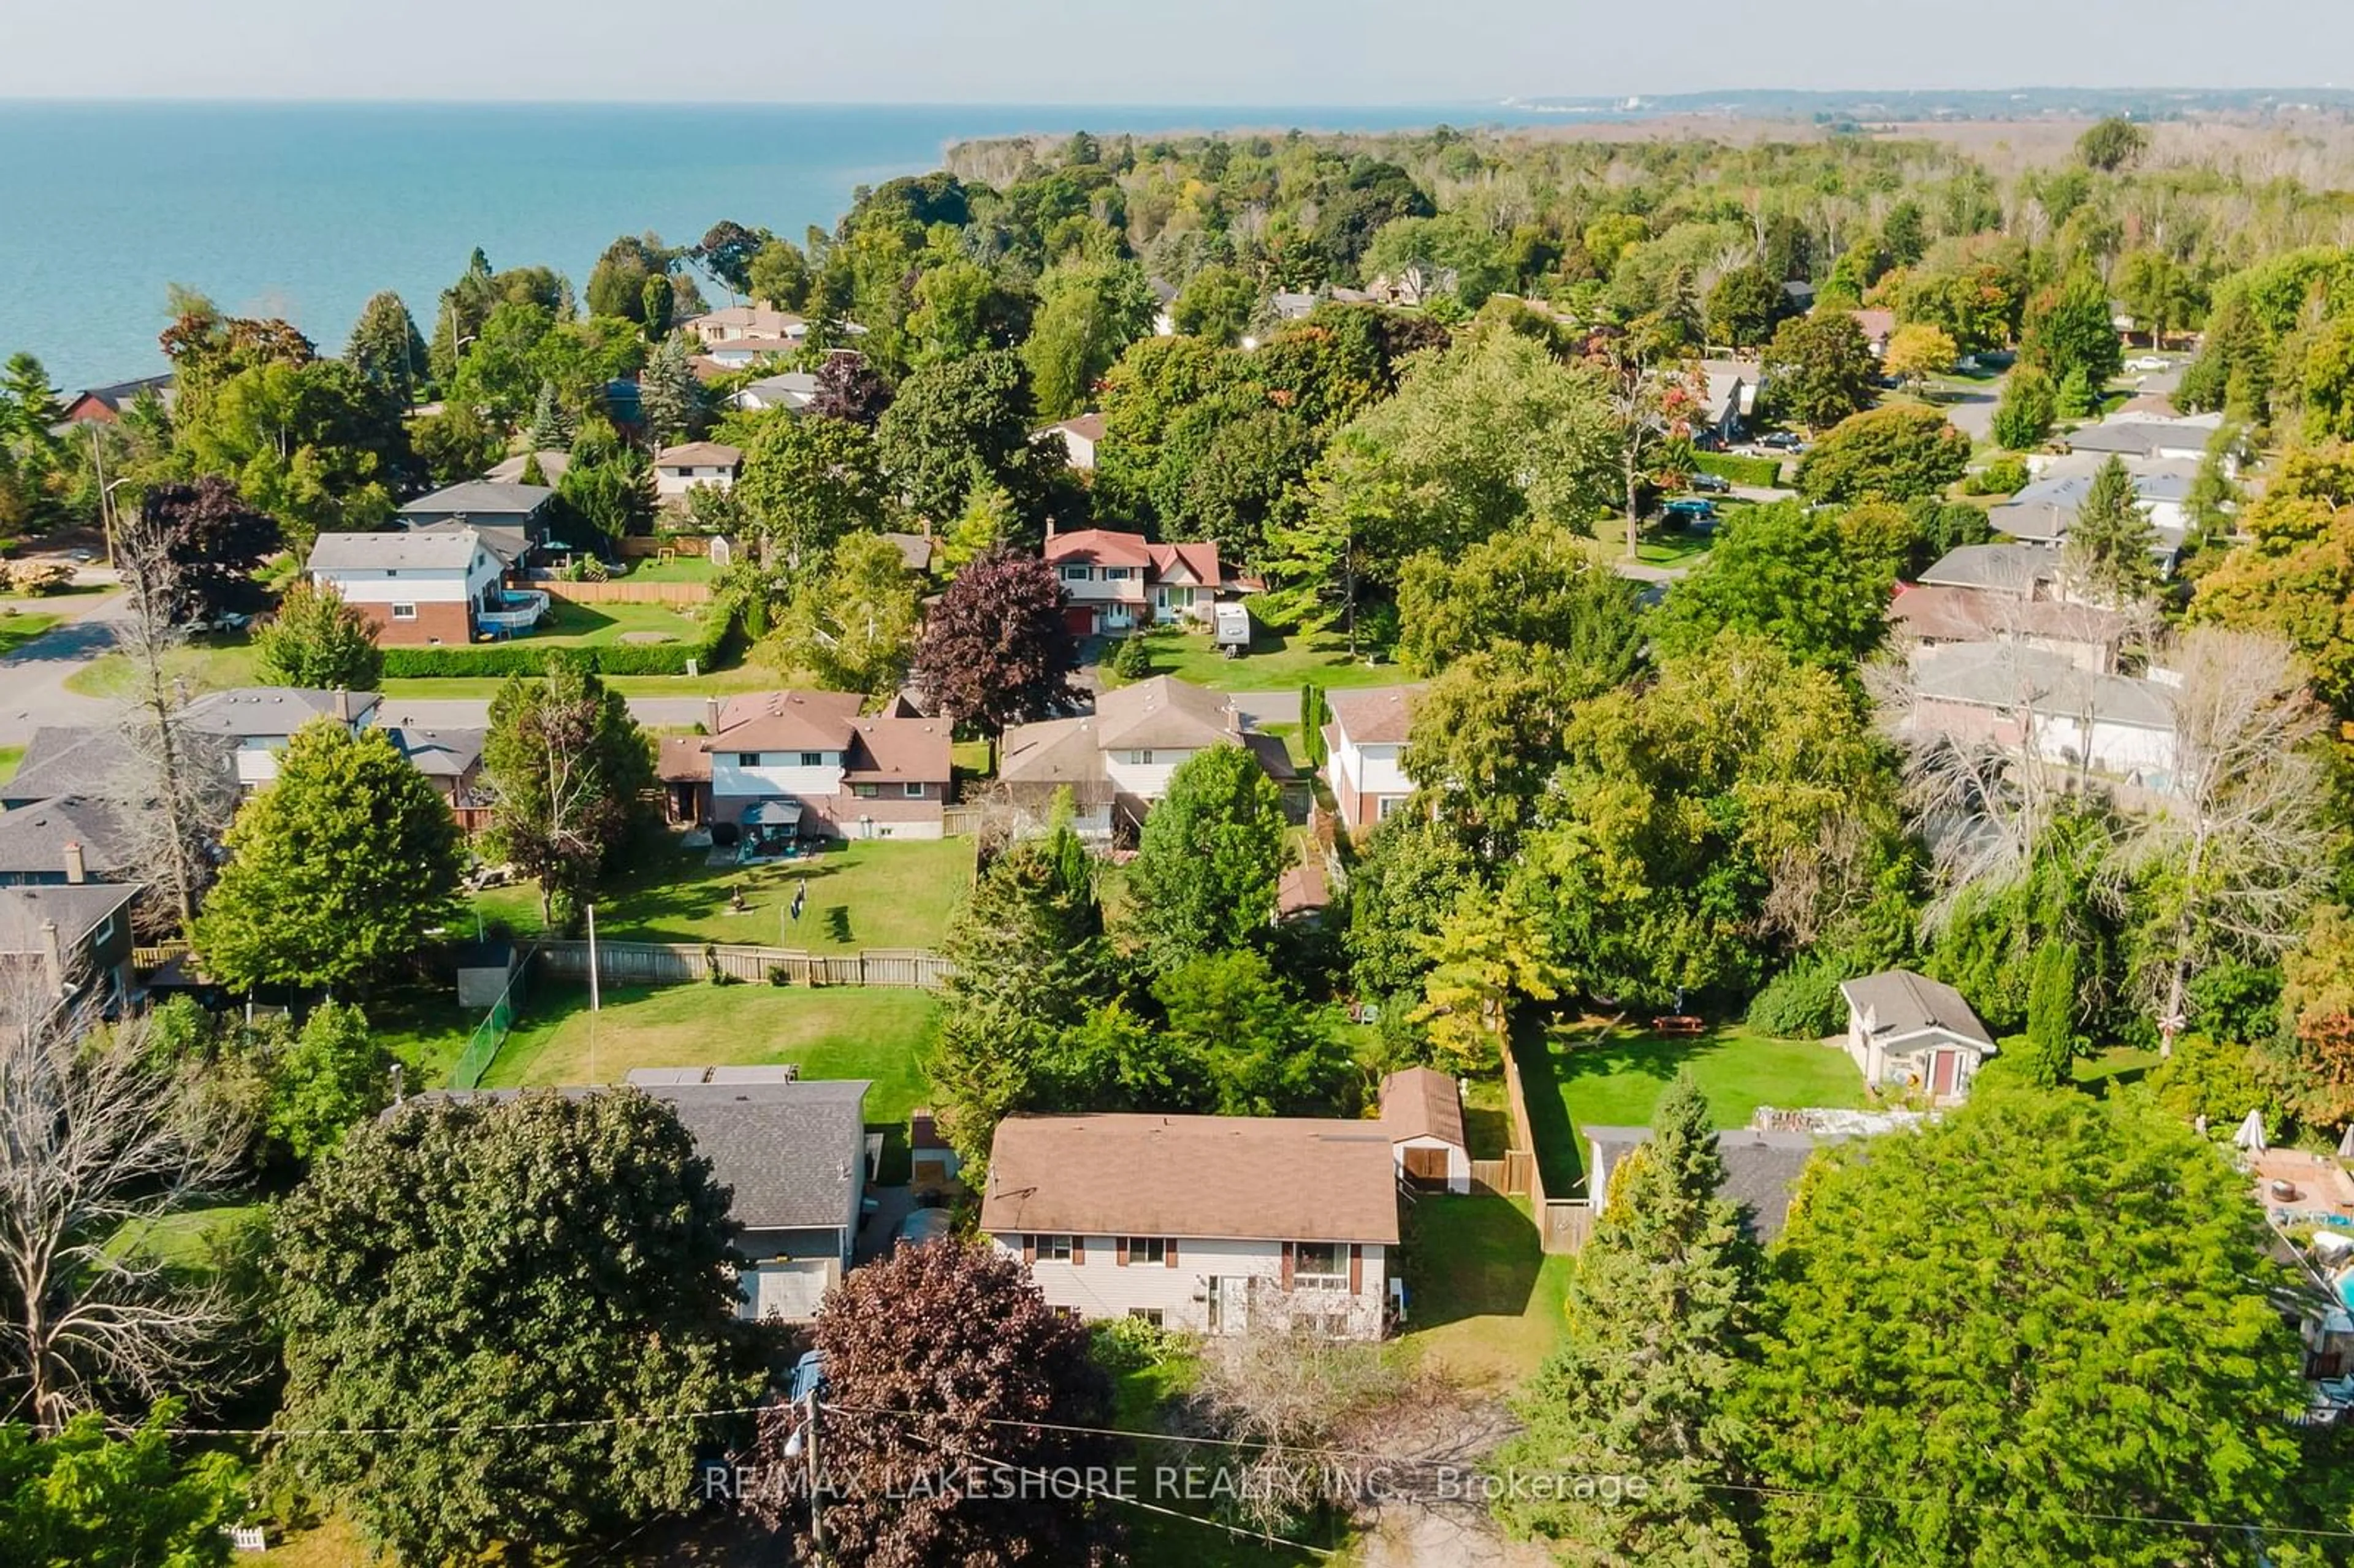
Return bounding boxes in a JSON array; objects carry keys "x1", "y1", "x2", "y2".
[
  {"x1": 1325, "y1": 685, "x2": 1423, "y2": 747},
  {"x1": 1379, "y1": 1068, "x2": 1466, "y2": 1149},
  {"x1": 980, "y1": 1113, "x2": 1400, "y2": 1245}
]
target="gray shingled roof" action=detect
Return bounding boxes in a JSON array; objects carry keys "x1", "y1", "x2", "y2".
[
  {"x1": 407, "y1": 1079, "x2": 869, "y2": 1233},
  {"x1": 0, "y1": 883, "x2": 140, "y2": 953},
  {"x1": 1837, "y1": 969, "x2": 1995, "y2": 1048},
  {"x1": 185, "y1": 688, "x2": 379, "y2": 739},
  {"x1": 1583, "y1": 1125, "x2": 1832, "y2": 1242},
  {"x1": 1915, "y1": 543, "x2": 2054, "y2": 595},
  {"x1": 0, "y1": 796, "x2": 137, "y2": 880},
  {"x1": 1910, "y1": 642, "x2": 2176, "y2": 729},
  {"x1": 309, "y1": 530, "x2": 484, "y2": 573},
  {"x1": 397, "y1": 481, "x2": 554, "y2": 519}
]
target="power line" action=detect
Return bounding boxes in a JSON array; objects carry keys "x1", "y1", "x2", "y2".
[{"x1": 823, "y1": 1400, "x2": 2354, "y2": 1547}]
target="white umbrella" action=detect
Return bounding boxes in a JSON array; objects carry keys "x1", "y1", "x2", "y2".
[
  {"x1": 2234, "y1": 1109, "x2": 2268, "y2": 1154},
  {"x1": 2337, "y1": 1123, "x2": 2354, "y2": 1160}
]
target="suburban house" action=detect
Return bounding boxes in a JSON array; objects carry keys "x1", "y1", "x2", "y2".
[
  {"x1": 1044, "y1": 528, "x2": 1241, "y2": 635},
  {"x1": 1271, "y1": 291, "x2": 1318, "y2": 322},
  {"x1": 1149, "y1": 276, "x2": 1178, "y2": 337},
  {"x1": 397, "y1": 479, "x2": 555, "y2": 535},
  {"x1": 1990, "y1": 468, "x2": 2191, "y2": 557},
  {"x1": 980, "y1": 1112, "x2": 1399, "y2": 1338},
  {"x1": 378, "y1": 725, "x2": 490, "y2": 827},
  {"x1": 1887, "y1": 584, "x2": 2127, "y2": 674},
  {"x1": 910, "y1": 1108, "x2": 962, "y2": 1193},
  {"x1": 1380, "y1": 1067, "x2": 1471, "y2": 1194},
  {"x1": 422, "y1": 1073, "x2": 870, "y2": 1323},
  {"x1": 1847, "y1": 306, "x2": 1898, "y2": 356},
  {"x1": 1698, "y1": 359, "x2": 1764, "y2": 442},
  {"x1": 307, "y1": 528, "x2": 522, "y2": 646},
  {"x1": 1584, "y1": 1124, "x2": 1829, "y2": 1242},
  {"x1": 1902, "y1": 641, "x2": 2179, "y2": 786},
  {"x1": 653, "y1": 441, "x2": 743, "y2": 501},
  {"x1": 482, "y1": 449, "x2": 569, "y2": 486},
  {"x1": 0, "y1": 883, "x2": 141, "y2": 1011},
  {"x1": 1916, "y1": 542, "x2": 2058, "y2": 598},
  {"x1": 880, "y1": 531, "x2": 936, "y2": 574},
  {"x1": 997, "y1": 676, "x2": 1299, "y2": 840},
  {"x1": 186, "y1": 687, "x2": 381, "y2": 790},
  {"x1": 59, "y1": 373, "x2": 173, "y2": 426},
  {"x1": 1035, "y1": 413, "x2": 1105, "y2": 471},
  {"x1": 2063, "y1": 411, "x2": 2222, "y2": 463},
  {"x1": 1837, "y1": 969, "x2": 1997, "y2": 1103},
  {"x1": 0, "y1": 796, "x2": 134, "y2": 887},
  {"x1": 655, "y1": 690, "x2": 954, "y2": 844},
  {"x1": 685, "y1": 305, "x2": 807, "y2": 349},
  {"x1": 731, "y1": 370, "x2": 820, "y2": 414},
  {"x1": 1320, "y1": 685, "x2": 1422, "y2": 834},
  {"x1": 0, "y1": 726, "x2": 220, "y2": 810}
]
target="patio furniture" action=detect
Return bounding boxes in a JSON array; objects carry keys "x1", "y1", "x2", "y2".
[{"x1": 1651, "y1": 1015, "x2": 1706, "y2": 1036}]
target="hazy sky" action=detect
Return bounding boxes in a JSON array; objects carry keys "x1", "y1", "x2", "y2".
[{"x1": 2, "y1": 0, "x2": 2347, "y2": 104}]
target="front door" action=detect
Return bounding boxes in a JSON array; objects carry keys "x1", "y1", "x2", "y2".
[
  {"x1": 1929, "y1": 1050, "x2": 1959, "y2": 1097},
  {"x1": 1206, "y1": 1276, "x2": 1250, "y2": 1335}
]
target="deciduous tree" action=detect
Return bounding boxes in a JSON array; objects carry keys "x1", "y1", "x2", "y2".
[
  {"x1": 191, "y1": 723, "x2": 463, "y2": 991},
  {"x1": 251, "y1": 580, "x2": 383, "y2": 690},
  {"x1": 1395, "y1": 518, "x2": 1644, "y2": 678},
  {"x1": 276, "y1": 1090, "x2": 755, "y2": 1564},
  {"x1": 1881, "y1": 321, "x2": 1957, "y2": 390},
  {"x1": 910, "y1": 548, "x2": 1076, "y2": 734},
  {"x1": 1794, "y1": 404, "x2": 1970, "y2": 504},
  {"x1": 767, "y1": 531, "x2": 921, "y2": 698},
  {"x1": 0, "y1": 1406, "x2": 246, "y2": 1568},
  {"x1": 1992, "y1": 362, "x2": 2058, "y2": 450},
  {"x1": 1762, "y1": 310, "x2": 1878, "y2": 430},
  {"x1": 482, "y1": 655, "x2": 653, "y2": 926},
  {"x1": 265, "y1": 1000, "x2": 392, "y2": 1160},
  {"x1": 1652, "y1": 500, "x2": 1895, "y2": 668}
]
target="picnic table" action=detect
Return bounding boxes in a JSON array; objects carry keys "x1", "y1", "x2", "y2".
[{"x1": 1651, "y1": 1015, "x2": 1707, "y2": 1037}]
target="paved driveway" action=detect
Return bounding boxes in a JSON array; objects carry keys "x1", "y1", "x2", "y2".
[{"x1": 0, "y1": 593, "x2": 125, "y2": 745}]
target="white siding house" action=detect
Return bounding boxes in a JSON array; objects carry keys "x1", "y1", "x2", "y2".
[
  {"x1": 653, "y1": 441, "x2": 743, "y2": 501},
  {"x1": 1321, "y1": 686, "x2": 1422, "y2": 834},
  {"x1": 1837, "y1": 970, "x2": 1997, "y2": 1103},
  {"x1": 981, "y1": 1113, "x2": 1400, "y2": 1339},
  {"x1": 307, "y1": 528, "x2": 506, "y2": 646}
]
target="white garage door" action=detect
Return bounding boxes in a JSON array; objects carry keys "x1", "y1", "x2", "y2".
[{"x1": 748, "y1": 1260, "x2": 834, "y2": 1323}]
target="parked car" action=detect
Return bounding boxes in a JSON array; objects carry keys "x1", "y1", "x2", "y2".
[
  {"x1": 1759, "y1": 431, "x2": 1805, "y2": 452},
  {"x1": 896, "y1": 1207, "x2": 954, "y2": 1252},
  {"x1": 2127, "y1": 354, "x2": 2172, "y2": 372},
  {"x1": 1661, "y1": 498, "x2": 1717, "y2": 525},
  {"x1": 1689, "y1": 472, "x2": 1732, "y2": 494}
]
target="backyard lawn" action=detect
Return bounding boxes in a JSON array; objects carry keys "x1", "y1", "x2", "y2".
[
  {"x1": 509, "y1": 596, "x2": 715, "y2": 649},
  {"x1": 473, "y1": 835, "x2": 974, "y2": 952},
  {"x1": 1519, "y1": 1019, "x2": 1870, "y2": 1192},
  {"x1": 66, "y1": 632, "x2": 260, "y2": 697},
  {"x1": 1097, "y1": 623, "x2": 1400, "y2": 692},
  {"x1": 1400, "y1": 1193, "x2": 1572, "y2": 1387},
  {"x1": 614, "y1": 554, "x2": 720, "y2": 584},
  {"x1": 380, "y1": 664, "x2": 779, "y2": 701},
  {"x1": 0, "y1": 609, "x2": 63, "y2": 657}
]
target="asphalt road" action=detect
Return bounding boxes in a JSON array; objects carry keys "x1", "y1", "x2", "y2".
[{"x1": 0, "y1": 592, "x2": 125, "y2": 745}]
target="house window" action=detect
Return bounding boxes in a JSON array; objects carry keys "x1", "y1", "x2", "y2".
[
  {"x1": 1376, "y1": 795, "x2": 1403, "y2": 820},
  {"x1": 902, "y1": 781, "x2": 924, "y2": 799},
  {"x1": 853, "y1": 783, "x2": 879, "y2": 799},
  {"x1": 1293, "y1": 1242, "x2": 1347, "y2": 1291},
  {"x1": 1059, "y1": 565, "x2": 1092, "y2": 582},
  {"x1": 1128, "y1": 1308, "x2": 1165, "y2": 1326},
  {"x1": 735, "y1": 753, "x2": 761, "y2": 767},
  {"x1": 1105, "y1": 566, "x2": 1135, "y2": 580},
  {"x1": 1125, "y1": 1237, "x2": 1166, "y2": 1266},
  {"x1": 390, "y1": 604, "x2": 417, "y2": 621},
  {"x1": 799, "y1": 752, "x2": 823, "y2": 767},
  {"x1": 91, "y1": 913, "x2": 116, "y2": 948},
  {"x1": 1129, "y1": 750, "x2": 1154, "y2": 766},
  {"x1": 1033, "y1": 1234, "x2": 1073, "y2": 1262}
]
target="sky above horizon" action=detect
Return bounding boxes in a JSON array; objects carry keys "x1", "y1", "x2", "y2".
[{"x1": 2, "y1": 1, "x2": 2349, "y2": 104}]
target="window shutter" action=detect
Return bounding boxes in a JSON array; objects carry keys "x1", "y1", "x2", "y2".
[
  {"x1": 1281, "y1": 1241, "x2": 1295, "y2": 1289},
  {"x1": 1023, "y1": 1235, "x2": 1035, "y2": 1265},
  {"x1": 1116, "y1": 1237, "x2": 1130, "y2": 1267},
  {"x1": 1165, "y1": 1237, "x2": 1179, "y2": 1269},
  {"x1": 1072, "y1": 1236, "x2": 1086, "y2": 1266},
  {"x1": 1349, "y1": 1244, "x2": 1363, "y2": 1294}
]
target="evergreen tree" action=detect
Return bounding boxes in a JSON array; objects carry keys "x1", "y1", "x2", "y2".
[
  {"x1": 191, "y1": 723, "x2": 463, "y2": 992},
  {"x1": 517, "y1": 451, "x2": 548, "y2": 486},
  {"x1": 2021, "y1": 937, "x2": 2079, "y2": 1087},
  {"x1": 1123, "y1": 745, "x2": 1290, "y2": 974},
  {"x1": 1496, "y1": 1073, "x2": 1754, "y2": 1562},
  {"x1": 342, "y1": 290, "x2": 427, "y2": 404},
  {"x1": 527, "y1": 380, "x2": 574, "y2": 452},
  {"x1": 2061, "y1": 455, "x2": 2158, "y2": 605},
  {"x1": 267, "y1": 1001, "x2": 393, "y2": 1160},
  {"x1": 637, "y1": 335, "x2": 704, "y2": 443},
  {"x1": 1991, "y1": 363, "x2": 2058, "y2": 450},
  {"x1": 252, "y1": 580, "x2": 384, "y2": 690}
]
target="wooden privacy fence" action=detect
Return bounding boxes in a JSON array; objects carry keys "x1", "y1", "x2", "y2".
[
  {"x1": 539, "y1": 579, "x2": 714, "y2": 606},
  {"x1": 1500, "y1": 1033, "x2": 1593, "y2": 1255},
  {"x1": 536, "y1": 940, "x2": 951, "y2": 990}
]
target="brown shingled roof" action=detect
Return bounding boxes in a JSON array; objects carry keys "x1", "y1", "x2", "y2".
[
  {"x1": 980, "y1": 1113, "x2": 1400, "y2": 1245},
  {"x1": 710, "y1": 690, "x2": 863, "y2": 752},
  {"x1": 842, "y1": 716, "x2": 952, "y2": 782},
  {"x1": 1045, "y1": 528, "x2": 1153, "y2": 569},
  {"x1": 1325, "y1": 685, "x2": 1423, "y2": 747},
  {"x1": 1379, "y1": 1068, "x2": 1466, "y2": 1149}
]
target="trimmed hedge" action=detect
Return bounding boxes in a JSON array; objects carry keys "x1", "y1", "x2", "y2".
[
  {"x1": 1694, "y1": 451, "x2": 1786, "y2": 489},
  {"x1": 378, "y1": 611, "x2": 740, "y2": 679}
]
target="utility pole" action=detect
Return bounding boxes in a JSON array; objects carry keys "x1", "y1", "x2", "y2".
[{"x1": 585, "y1": 902, "x2": 600, "y2": 1083}]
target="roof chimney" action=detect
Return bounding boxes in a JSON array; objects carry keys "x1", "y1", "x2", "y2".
[
  {"x1": 704, "y1": 696, "x2": 722, "y2": 736},
  {"x1": 333, "y1": 687, "x2": 351, "y2": 723},
  {"x1": 38, "y1": 918, "x2": 63, "y2": 998},
  {"x1": 63, "y1": 842, "x2": 86, "y2": 885}
]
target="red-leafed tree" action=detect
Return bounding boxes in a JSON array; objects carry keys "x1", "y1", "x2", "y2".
[
  {"x1": 137, "y1": 477, "x2": 279, "y2": 623},
  {"x1": 752, "y1": 1239, "x2": 1119, "y2": 1567},
  {"x1": 912, "y1": 549, "x2": 1076, "y2": 736}
]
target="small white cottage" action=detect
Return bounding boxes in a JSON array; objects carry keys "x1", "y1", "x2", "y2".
[
  {"x1": 1837, "y1": 969, "x2": 1997, "y2": 1104},
  {"x1": 1379, "y1": 1067, "x2": 1471, "y2": 1193}
]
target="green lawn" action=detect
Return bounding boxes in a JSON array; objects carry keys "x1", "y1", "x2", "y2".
[
  {"x1": 0, "y1": 581, "x2": 105, "y2": 604},
  {"x1": 617, "y1": 554, "x2": 720, "y2": 584},
  {"x1": 512, "y1": 596, "x2": 715, "y2": 649},
  {"x1": 0, "y1": 745, "x2": 21, "y2": 785},
  {"x1": 105, "y1": 1202, "x2": 268, "y2": 1270},
  {"x1": 1400, "y1": 1193, "x2": 1572, "y2": 1388},
  {"x1": 2073, "y1": 1043, "x2": 2160, "y2": 1095},
  {"x1": 380, "y1": 664, "x2": 782, "y2": 701},
  {"x1": 66, "y1": 633, "x2": 261, "y2": 697},
  {"x1": 1522, "y1": 1019, "x2": 1870, "y2": 1192},
  {"x1": 473, "y1": 835, "x2": 973, "y2": 952},
  {"x1": 0, "y1": 611, "x2": 63, "y2": 657},
  {"x1": 1099, "y1": 624, "x2": 1400, "y2": 692},
  {"x1": 1635, "y1": 526, "x2": 1716, "y2": 566}
]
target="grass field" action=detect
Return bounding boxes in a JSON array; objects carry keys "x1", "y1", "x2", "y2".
[
  {"x1": 617, "y1": 554, "x2": 720, "y2": 583},
  {"x1": 1400, "y1": 1193, "x2": 1572, "y2": 1388},
  {"x1": 1520, "y1": 1019, "x2": 1870, "y2": 1192},
  {"x1": 0, "y1": 610, "x2": 63, "y2": 657},
  {"x1": 509, "y1": 596, "x2": 715, "y2": 649},
  {"x1": 1097, "y1": 624, "x2": 1400, "y2": 693},
  {"x1": 473, "y1": 835, "x2": 974, "y2": 952},
  {"x1": 105, "y1": 1202, "x2": 267, "y2": 1269},
  {"x1": 66, "y1": 633, "x2": 260, "y2": 697},
  {"x1": 379, "y1": 664, "x2": 781, "y2": 700}
]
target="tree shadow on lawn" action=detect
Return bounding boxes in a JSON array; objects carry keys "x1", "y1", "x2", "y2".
[
  {"x1": 1406, "y1": 1195, "x2": 1544, "y2": 1331},
  {"x1": 601, "y1": 849, "x2": 869, "y2": 943}
]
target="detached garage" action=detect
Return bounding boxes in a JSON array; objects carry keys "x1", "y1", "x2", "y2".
[{"x1": 1380, "y1": 1067, "x2": 1471, "y2": 1194}]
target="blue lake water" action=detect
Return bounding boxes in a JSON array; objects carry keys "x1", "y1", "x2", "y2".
[{"x1": 0, "y1": 100, "x2": 1561, "y2": 390}]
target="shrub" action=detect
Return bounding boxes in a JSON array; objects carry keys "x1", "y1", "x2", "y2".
[
  {"x1": 1108, "y1": 634, "x2": 1153, "y2": 680},
  {"x1": 1961, "y1": 457, "x2": 2030, "y2": 496},
  {"x1": 1745, "y1": 957, "x2": 1849, "y2": 1039},
  {"x1": 6, "y1": 559, "x2": 76, "y2": 595},
  {"x1": 1694, "y1": 451, "x2": 1785, "y2": 489},
  {"x1": 375, "y1": 609, "x2": 738, "y2": 679}
]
